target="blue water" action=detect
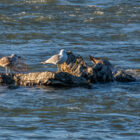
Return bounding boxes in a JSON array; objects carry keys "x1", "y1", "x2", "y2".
[{"x1": 0, "y1": 0, "x2": 140, "y2": 139}]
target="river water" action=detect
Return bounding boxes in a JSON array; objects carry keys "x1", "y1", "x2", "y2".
[{"x1": 0, "y1": 0, "x2": 140, "y2": 139}]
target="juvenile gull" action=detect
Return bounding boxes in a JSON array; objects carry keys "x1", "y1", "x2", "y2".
[
  {"x1": 41, "y1": 49, "x2": 68, "y2": 71},
  {"x1": 0, "y1": 54, "x2": 21, "y2": 74}
]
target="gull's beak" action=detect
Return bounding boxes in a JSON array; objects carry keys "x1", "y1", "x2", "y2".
[
  {"x1": 41, "y1": 61, "x2": 46, "y2": 64},
  {"x1": 67, "y1": 51, "x2": 72, "y2": 55}
]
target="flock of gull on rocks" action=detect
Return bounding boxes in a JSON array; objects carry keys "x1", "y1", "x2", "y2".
[
  {"x1": 0, "y1": 49, "x2": 67, "y2": 74},
  {"x1": 0, "y1": 49, "x2": 118, "y2": 75},
  {"x1": 0, "y1": 49, "x2": 113, "y2": 74},
  {"x1": 0, "y1": 49, "x2": 137, "y2": 87}
]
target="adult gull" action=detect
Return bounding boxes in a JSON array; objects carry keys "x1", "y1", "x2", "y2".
[{"x1": 41, "y1": 49, "x2": 68, "y2": 71}]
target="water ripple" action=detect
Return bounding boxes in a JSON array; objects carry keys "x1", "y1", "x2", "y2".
[{"x1": 0, "y1": 0, "x2": 140, "y2": 139}]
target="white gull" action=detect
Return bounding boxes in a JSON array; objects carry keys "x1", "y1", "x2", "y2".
[{"x1": 41, "y1": 49, "x2": 68, "y2": 71}]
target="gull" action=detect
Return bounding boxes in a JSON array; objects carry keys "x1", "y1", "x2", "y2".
[
  {"x1": 41, "y1": 49, "x2": 68, "y2": 71},
  {"x1": 0, "y1": 54, "x2": 21, "y2": 74}
]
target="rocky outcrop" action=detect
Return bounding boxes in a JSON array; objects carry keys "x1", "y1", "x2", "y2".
[
  {"x1": 0, "y1": 71, "x2": 88, "y2": 87},
  {"x1": 0, "y1": 51, "x2": 136, "y2": 87},
  {"x1": 61, "y1": 52, "x2": 135, "y2": 83}
]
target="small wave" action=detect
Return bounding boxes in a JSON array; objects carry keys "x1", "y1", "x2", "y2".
[
  {"x1": 34, "y1": 15, "x2": 55, "y2": 22},
  {"x1": 67, "y1": 106, "x2": 81, "y2": 111},
  {"x1": 93, "y1": 11, "x2": 104, "y2": 16},
  {"x1": 69, "y1": 14, "x2": 76, "y2": 17},
  {"x1": 0, "y1": 14, "x2": 17, "y2": 23},
  {"x1": 87, "y1": 5, "x2": 96, "y2": 8},
  {"x1": 13, "y1": 12, "x2": 26, "y2": 16},
  {"x1": 84, "y1": 17, "x2": 95, "y2": 23},
  {"x1": 24, "y1": 0, "x2": 57, "y2": 4}
]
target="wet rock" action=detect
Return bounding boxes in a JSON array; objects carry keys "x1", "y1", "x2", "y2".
[
  {"x1": 53, "y1": 72, "x2": 89, "y2": 87},
  {"x1": 89, "y1": 56, "x2": 136, "y2": 83},
  {"x1": 61, "y1": 53, "x2": 136, "y2": 83},
  {"x1": 91, "y1": 61, "x2": 114, "y2": 83},
  {"x1": 0, "y1": 74, "x2": 14, "y2": 84},
  {"x1": 0, "y1": 71, "x2": 89, "y2": 87},
  {"x1": 8, "y1": 85, "x2": 19, "y2": 89},
  {"x1": 60, "y1": 53, "x2": 96, "y2": 83},
  {"x1": 114, "y1": 70, "x2": 136, "y2": 82},
  {"x1": 61, "y1": 53, "x2": 114, "y2": 83},
  {"x1": 60, "y1": 53, "x2": 87, "y2": 77}
]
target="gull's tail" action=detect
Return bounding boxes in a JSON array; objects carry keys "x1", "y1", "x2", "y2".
[{"x1": 41, "y1": 61, "x2": 46, "y2": 64}]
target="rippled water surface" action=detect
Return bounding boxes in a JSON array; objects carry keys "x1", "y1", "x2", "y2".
[{"x1": 0, "y1": 0, "x2": 140, "y2": 139}]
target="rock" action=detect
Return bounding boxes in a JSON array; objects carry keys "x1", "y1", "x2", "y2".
[
  {"x1": 0, "y1": 74, "x2": 14, "y2": 84},
  {"x1": 114, "y1": 70, "x2": 136, "y2": 82},
  {"x1": 87, "y1": 56, "x2": 114, "y2": 83},
  {"x1": 54, "y1": 72, "x2": 89, "y2": 87},
  {"x1": 0, "y1": 71, "x2": 89, "y2": 87},
  {"x1": 89, "y1": 56, "x2": 136, "y2": 83},
  {"x1": 60, "y1": 53, "x2": 95, "y2": 83},
  {"x1": 61, "y1": 53, "x2": 136, "y2": 83},
  {"x1": 60, "y1": 53, "x2": 87, "y2": 77},
  {"x1": 91, "y1": 61, "x2": 114, "y2": 83}
]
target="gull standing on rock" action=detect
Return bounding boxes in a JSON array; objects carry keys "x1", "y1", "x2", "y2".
[
  {"x1": 0, "y1": 54, "x2": 21, "y2": 74},
  {"x1": 41, "y1": 49, "x2": 68, "y2": 71}
]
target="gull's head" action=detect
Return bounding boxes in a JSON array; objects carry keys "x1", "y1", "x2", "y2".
[
  {"x1": 59, "y1": 49, "x2": 66, "y2": 55},
  {"x1": 11, "y1": 54, "x2": 16, "y2": 58},
  {"x1": 11, "y1": 54, "x2": 21, "y2": 60}
]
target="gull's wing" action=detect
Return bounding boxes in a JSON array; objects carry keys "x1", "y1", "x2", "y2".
[{"x1": 42, "y1": 54, "x2": 60, "y2": 64}]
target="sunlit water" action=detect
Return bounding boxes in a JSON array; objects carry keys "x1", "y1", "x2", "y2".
[{"x1": 0, "y1": 0, "x2": 140, "y2": 139}]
